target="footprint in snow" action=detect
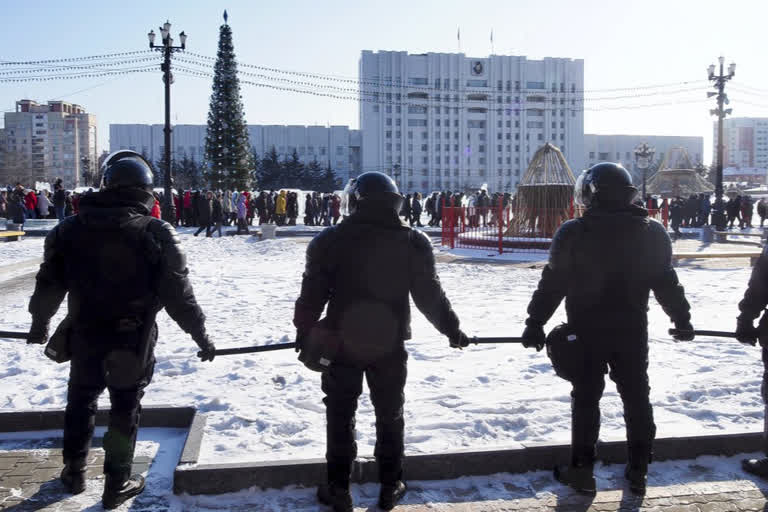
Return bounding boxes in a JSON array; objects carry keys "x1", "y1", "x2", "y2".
[
  {"x1": 273, "y1": 375, "x2": 287, "y2": 387},
  {"x1": 476, "y1": 376, "x2": 490, "y2": 384}
]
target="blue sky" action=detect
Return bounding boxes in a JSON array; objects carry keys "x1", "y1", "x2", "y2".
[{"x1": 2, "y1": 0, "x2": 767, "y2": 164}]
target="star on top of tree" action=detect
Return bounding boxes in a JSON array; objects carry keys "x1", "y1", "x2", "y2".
[{"x1": 223, "y1": 10, "x2": 228, "y2": 23}]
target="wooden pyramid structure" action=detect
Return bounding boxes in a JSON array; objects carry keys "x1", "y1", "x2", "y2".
[
  {"x1": 645, "y1": 147, "x2": 714, "y2": 198},
  {"x1": 506, "y1": 143, "x2": 576, "y2": 238}
]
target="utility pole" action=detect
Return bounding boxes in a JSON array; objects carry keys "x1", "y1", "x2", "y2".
[
  {"x1": 149, "y1": 21, "x2": 187, "y2": 223},
  {"x1": 707, "y1": 56, "x2": 736, "y2": 231}
]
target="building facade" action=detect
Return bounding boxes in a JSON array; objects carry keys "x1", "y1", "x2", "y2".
[
  {"x1": 584, "y1": 134, "x2": 704, "y2": 183},
  {"x1": 2, "y1": 100, "x2": 97, "y2": 188},
  {"x1": 109, "y1": 124, "x2": 361, "y2": 185},
  {"x1": 359, "y1": 50, "x2": 585, "y2": 194},
  {"x1": 713, "y1": 117, "x2": 768, "y2": 170}
]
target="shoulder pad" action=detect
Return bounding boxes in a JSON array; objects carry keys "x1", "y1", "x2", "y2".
[
  {"x1": 146, "y1": 218, "x2": 180, "y2": 244},
  {"x1": 409, "y1": 229, "x2": 433, "y2": 251}
]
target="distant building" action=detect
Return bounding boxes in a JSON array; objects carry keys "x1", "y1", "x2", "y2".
[
  {"x1": 359, "y1": 50, "x2": 585, "y2": 194},
  {"x1": 723, "y1": 166, "x2": 768, "y2": 185},
  {"x1": 109, "y1": 124, "x2": 361, "y2": 185},
  {"x1": 713, "y1": 117, "x2": 768, "y2": 169},
  {"x1": 583, "y1": 134, "x2": 704, "y2": 184},
  {"x1": 2, "y1": 100, "x2": 97, "y2": 188}
]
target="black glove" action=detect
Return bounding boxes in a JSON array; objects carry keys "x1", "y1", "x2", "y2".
[
  {"x1": 295, "y1": 330, "x2": 308, "y2": 353},
  {"x1": 672, "y1": 320, "x2": 695, "y2": 342},
  {"x1": 449, "y1": 330, "x2": 470, "y2": 349},
  {"x1": 194, "y1": 333, "x2": 216, "y2": 362},
  {"x1": 736, "y1": 317, "x2": 758, "y2": 346},
  {"x1": 27, "y1": 319, "x2": 49, "y2": 345},
  {"x1": 522, "y1": 319, "x2": 546, "y2": 352}
]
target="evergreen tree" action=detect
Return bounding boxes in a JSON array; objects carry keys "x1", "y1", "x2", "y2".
[
  {"x1": 284, "y1": 149, "x2": 305, "y2": 188},
  {"x1": 204, "y1": 18, "x2": 251, "y2": 191},
  {"x1": 318, "y1": 163, "x2": 339, "y2": 192},
  {"x1": 250, "y1": 149, "x2": 261, "y2": 189},
  {"x1": 259, "y1": 146, "x2": 282, "y2": 190},
  {"x1": 305, "y1": 158, "x2": 323, "y2": 190}
]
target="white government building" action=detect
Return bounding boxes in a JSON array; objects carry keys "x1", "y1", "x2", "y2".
[
  {"x1": 583, "y1": 134, "x2": 704, "y2": 183},
  {"x1": 359, "y1": 50, "x2": 585, "y2": 193},
  {"x1": 109, "y1": 124, "x2": 361, "y2": 185}
]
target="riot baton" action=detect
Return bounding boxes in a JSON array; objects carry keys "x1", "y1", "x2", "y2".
[
  {"x1": 198, "y1": 342, "x2": 296, "y2": 358},
  {"x1": 0, "y1": 331, "x2": 29, "y2": 340},
  {"x1": 668, "y1": 329, "x2": 740, "y2": 339},
  {"x1": 472, "y1": 337, "x2": 525, "y2": 344}
]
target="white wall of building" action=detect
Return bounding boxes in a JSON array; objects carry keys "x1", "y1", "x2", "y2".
[
  {"x1": 110, "y1": 124, "x2": 361, "y2": 184},
  {"x1": 359, "y1": 50, "x2": 584, "y2": 194}
]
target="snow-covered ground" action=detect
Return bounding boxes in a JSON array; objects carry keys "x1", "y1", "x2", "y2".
[{"x1": 0, "y1": 233, "x2": 763, "y2": 467}]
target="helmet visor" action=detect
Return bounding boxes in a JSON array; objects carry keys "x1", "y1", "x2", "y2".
[{"x1": 574, "y1": 170, "x2": 589, "y2": 207}]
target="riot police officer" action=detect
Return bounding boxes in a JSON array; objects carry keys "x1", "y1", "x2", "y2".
[
  {"x1": 736, "y1": 245, "x2": 768, "y2": 477},
  {"x1": 521, "y1": 163, "x2": 692, "y2": 495},
  {"x1": 293, "y1": 171, "x2": 468, "y2": 512},
  {"x1": 27, "y1": 151, "x2": 215, "y2": 509}
]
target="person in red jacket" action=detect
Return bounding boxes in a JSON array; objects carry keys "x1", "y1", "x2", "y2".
[
  {"x1": 183, "y1": 190, "x2": 192, "y2": 226},
  {"x1": 72, "y1": 193, "x2": 80, "y2": 215},
  {"x1": 151, "y1": 193, "x2": 161, "y2": 219},
  {"x1": 25, "y1": 190, "x2": 38, "y2": 219}
]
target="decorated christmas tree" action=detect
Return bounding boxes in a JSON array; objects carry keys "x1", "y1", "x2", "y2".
[{"x1": 204, "y1": 11, "x2": 252, "y2": 191}]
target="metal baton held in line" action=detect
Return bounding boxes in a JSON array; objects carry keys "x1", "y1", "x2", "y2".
[
  {"x1": 0, "y1": 331, "x2": 29, "y2": 340},
  {"x1": 472, "y1": 336, "x2": 525, "y2": 344},
  {"x1": 198, "y1": 342, "x2": 296, "y2": 358},
  {"x1": 201, "y1": 336, "x2": 526, "y2": 358},
  {"x1": 668, "y1": 329, "x2": 740, "y2": 339}
]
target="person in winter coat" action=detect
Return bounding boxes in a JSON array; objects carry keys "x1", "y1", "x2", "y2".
[
  {"x1": 410, "y1": 193, "x2": 423, "y2": 227},
  {"x1": 64, "y1": 192, "x2": 74, "y2": 217},
  {"x1": 286, "y1": 192, "x2": 298, "y2": 226},
  {"x1": 150, "y1": 193, "x2": 162, "y2": 219},
  {"x1": 211, "y1": 192, "x2": 224, "y2": 237},
  {"x1": 37, "y1": 190, "x2": 52, "y2": 219},
  {"x1": 247, "y1": 193, "x2": 256, "y2": 226},
  {"x1": 741, "y1": 195, "x2": 754, "y2": 229},
  {"x1": 331, "y1": 194, "x2": 341, "y2": 225},
  {"x1": 522, "y1": 163, "x2": 692, "y2": 496},
  {"x1": 726, "y1": 196, "x2": 742, "y2": 228},
  {"x1": 222, "y1": 191, "x2": 232, "y2": 226},
  {"x1": 758, "y1": 198, "x2": 768, "y2": 227},
  {"x1": 229, "y1": 192, "x2": 239, "y2": 226},
  {"x1": 173, "y1": 193, "x2": 181, "y2": 227},
  {"x1": 183, "y1": 191, "x2": 193, "y2": 226},
  {"x1": 305, "y1": 193, "x2": 315, "y2": 226},
  {"x1": 194, "y1": 191, "x2": 214, "y2": 237},
  {"x1": 72, "y1": 193, "x2": 81, "y2": 216},
  {"x1": 669, "y1": 197, "x2": 683, "y2": 238},
  {"x1": 275, "y1": 190, "x2": 287, "y2": 226},
  {"x1": 25, "y1": 190, "x2": 38, "y2": 219},
  {"x1": 400, "y1": 194, "x2": 411, "y2": 221},
  {"x1": 9, "y1": 186, "x2": 26, "y2": 225},
  {"x1": 53, "y1": 182, "x2": 66, "y2": 221},
  {"x1": 236, "y1": 192, "x2": 249, "y2": 235},
  {"x1": 254, "y1": 192, "x2": 268, "y2": 224},
  {"x1": 0, "y1": 190, "x2": 7, "y2": 219},
  {"x1": 293, "y1": 172, "x2": 468, "y2": 512},
  {"x1": 267, "y1": 191, "x2": 277, "y2": 224},
  {"x1": 192, "y1": 191, "x2": 202, "y2": 227}
]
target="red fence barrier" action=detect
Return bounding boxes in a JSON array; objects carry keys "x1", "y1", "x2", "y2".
[{"x1": 442, "y1": 201, "x2": 669, "y2": 254}]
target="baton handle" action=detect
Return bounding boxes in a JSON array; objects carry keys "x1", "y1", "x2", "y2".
[
  {"x1": 198, "y1": 342, "x2": 296, "y2": 358},
  {"x1": 668, "y1": 329, "x2": 739, "y2": 339},
  {"x1": 0, "y1": 331, "x2": 29, "y2": 340},
  {"x1": 472, "y1": 337, "x2": 526, "y2": 344}
]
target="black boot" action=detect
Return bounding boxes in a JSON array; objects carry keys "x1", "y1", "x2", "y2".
[
  {"x1": 102, "y1": 473, "x2": 145, "y2": 509},
  {"x1": 742, "y1": 457, "x2": 768, "y2": 478},
  {"x1": 378, "y1": 480, "x2": 407, "y2": 510},
  {"x1": 553, "y1": 462, "x2": 596, "y2": 495},
  {"x1": 317, "y1": 484, "x2": 353, "y2": 512},
  {"x1": 60, "y1": 458, "x2": 86, "y2": 495},
  {"x1": 625, "y1": 443, "x2": 651, "y2": 495}
]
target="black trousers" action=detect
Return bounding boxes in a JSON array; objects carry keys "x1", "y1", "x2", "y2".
[
  {"x1": 63, "y1": 332, "x2": 155, "y2": 478},
  {"x1": 569, "y1": 330, "x2": 655, "y2": 463},
  {"x1": 322, "y1": 347, "x2": 408, "y2": 485}
]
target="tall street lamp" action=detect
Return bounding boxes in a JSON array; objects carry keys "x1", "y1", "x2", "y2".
[
  {"x1": 633, "y1": 142, "x2": 655, "y2": 200},
  {"x1": 708, "y1": 56, "x2": 735, "y2": 231},
  {"x1": 148, "y1": 21, "x2": 187, "y2": 222}
]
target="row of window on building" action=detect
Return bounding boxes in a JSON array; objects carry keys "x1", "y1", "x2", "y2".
[{"x1": 376, "y1": 78, "x2": 579, "y2": 94}]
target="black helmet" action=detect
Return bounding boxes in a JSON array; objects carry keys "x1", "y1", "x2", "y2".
[
  {"x1": 347, "y1": 171, "x2": 403, "y2": 213},
  {"x1": 101, "y1": 150, "x2": 154, "y2": 191},
  {"x1": 574, "y1": 162, "x2": 637, "y2": 208}
]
